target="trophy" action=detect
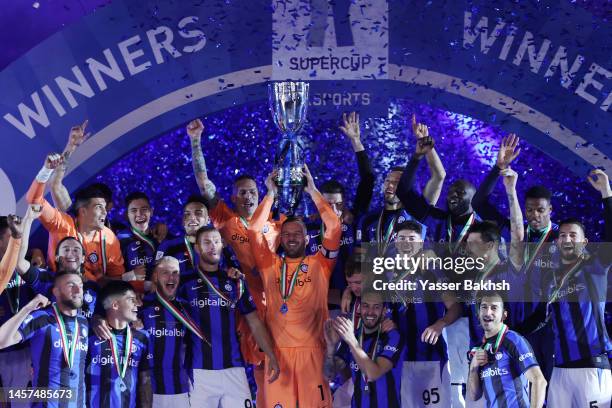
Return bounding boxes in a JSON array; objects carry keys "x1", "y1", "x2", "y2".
[{"x1": 268, "y1": 81, "x2": 310, "y2": 216}]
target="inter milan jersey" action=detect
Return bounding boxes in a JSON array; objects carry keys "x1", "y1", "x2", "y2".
[
  {"x1": 179, "y1": 269, "x2": 256, "y2": 370},
  {"x1": 86, "y1": 327, "x2": 150, "y2": 408},
  {"x1": 22, "y1": 266, "x2": 99, "y2": 319},
  {"x1": 156, "y1": 236, "x2": 239, "y2": 276},
  {"x1": 337, "y1": 328, "x2": 404, "y2": 408},
  {"x1": 547, "y1": 255, "x2": 611, "y2": 366},
  {"x1": 18, "y1": 308, "x2": 89, "y2": 408},
  {"x1": 475, "y1": 329, "x2": 539, "y2": 408},
  {"x1": 0, "y1": 271, "x2": 34, "y2": 353},
  {"x1": 464, "y1": 261, "x2": 527, "y2": 347},
  {"x1": 139, "y1": 294, "x2": 191, "y2": 395},
  {"x1": 306, "y1": 220, "x2": 354, "y2": 292},
  {"x1": 356, "y1": 208, "x2": 425, "y2": 249},
  {"x1": 117, "y1": 228, "x2": 158, "y2": 280},
  {"x1": 389, "y1": 267, "x2": 448, "y2": 363}
]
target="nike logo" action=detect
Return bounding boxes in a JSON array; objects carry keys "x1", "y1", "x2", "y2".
[
  {"x1": 179, "y1": 259, "x2": 189, "y2": 263},
  {"x1": 94, "y1": 339, "x2": 107, "y2": 346},
  {"x1": 191, "y1": 286, "x2": 203, "y2": 290},
  {"x1": 148, "y1": 314, "x2": 160, "y2": 318}
]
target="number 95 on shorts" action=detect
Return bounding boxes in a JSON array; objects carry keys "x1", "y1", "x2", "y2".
[{"x1": 0, "y1": 387, "x2": 75, "y2": 403}]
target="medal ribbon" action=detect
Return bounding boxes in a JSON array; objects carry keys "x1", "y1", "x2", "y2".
[
  {"x1": 130, "y1": 226, "x2": 156, "y2": 252},
  {"x1": 196, "y1": 268, "x2": 244, "y2": 305},
  {"x1": 359, "y1": 323, "x2": 382, "y2": 386},
  {"x1": 51, "y1": 303, "x2": 79, "y2": 368},
  {"x1": 239, "y1": 216, "x2": 249, "y2": 229},
  {"x1": 482, "y1": 323, "x2": 508, "y2": 353},
  {"x1": 352, "y1": 298, "x2": 361, "y2": 329},
  {"x1": 524, "y1": 223, "x2": 552, "y2": 271},
  {"x1": 156, "y1": 291, "x2": 210, "y2": 345},
  {"x1": 376, "y1": 211, "x2": 397, "y2": 255},
  {"x1": 447, "y1": 213, "x2": 475, "y2": 254},
  {"x1": 280, "y1": 256, "x2": 305, "y2": 305},
  {"x1": 547, "y1": 257, "x2": 584, "y2": 306},
  {"x1": 183, "y1": 237, "x2": 196, "y2": 269},
  {"x1": 475, "y1": 259, "x2": 500, "y2": 283},
  {"x1": 109, "y1": 326, "x2": 132, "y2": 378}
]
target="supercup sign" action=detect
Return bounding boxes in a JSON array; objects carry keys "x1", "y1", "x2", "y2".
[{"x1": 0, "y1": 0, "x2": 609, "y2": 215}]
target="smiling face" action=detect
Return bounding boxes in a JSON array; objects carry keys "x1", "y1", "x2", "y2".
[
  {"x1": 383, "y1": 171, "x2": 402, "y2": 206},
  {"x1": 446, "y1": 180, "x2": 475, "y2": 216},
  {"x1": 280, "y1": 220, "x2": 308, "y2": 258},
  {"x1": 112, "y1": 290, "x2": 139, "y2": 323},
  {"x1": 53, "y1": 273, "x2": 84, "y2": 310},
  {"x1": 478, "y1": 295, "x2": 507, "y2": 336},
  {"x1": 127, "y1": 198, "x2": 152, "y2": 232},
  {"x1": 556, "y1": 223, "x2": 587, "y2": 262},
  {"x1": 153, "y1": 258, "x2": 180, "y2": 299},
  {"x1": 79, "y1": 198, "x2": 107, "y2": 231},
  {"x1": 183, "y1": 202, "x2": 209, "y2": 236},
  {"x1": 394, "y1": 228, "x2": 423, "y2": 257},
  {"x1": 231, "y1": 178, "x2": 259, "y2": 218},
  {"x1": 56, "y1": 238, "x2": 85, "y2": 273},
  {"x1": 360, "y1": 292, "x2": 385, "y2": 330},
  {"x1": 196, "y1": 229, "x2": 223, "y2": 266}
]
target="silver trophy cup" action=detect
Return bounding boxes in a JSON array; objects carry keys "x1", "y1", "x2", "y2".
[{"x1": 268, "y1": 81, "x2": 310, "y2": 216}]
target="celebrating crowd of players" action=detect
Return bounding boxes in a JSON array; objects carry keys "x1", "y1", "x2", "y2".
[{"x1": 0, "y1": 113, "x2": 610, "y2": 408}]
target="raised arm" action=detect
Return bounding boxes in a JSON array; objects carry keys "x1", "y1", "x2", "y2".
[
  {"x1": 246, "y1": 172, "x2": 278, "y2": 271},
  {"x1": 186, "y1": 119, "x2": 218, "y2": 205},
  {"x1": 412, "y1": 115, "x2": 446, "y2": 205},
  {"x1": 502, "y1": 168, "x2": 525, "y2": 268},
  {"x1": 0, "y1": 294, "x2": 49, "y2": 349},
  {"x1": 323, "y1": 319, "x2": 348, "y2": 380},
  {"x1": 14, "y1": 205, "x2": 42, "y2": 276},
  {"x1": 0, "y1": 215, "x2": 24, "y2": 294},
  {"x1": 339, "y1": 112, "x2": 375, "y2": 218},
  {"x1": 49, "y1": 120, "x2": 90, "y2": 211},
  {"x1": 472, "y1": 135, "x2": 521, "y2": 232},
  {"x1": 587, "y1": 169, "x2": 612, "y2": 243},
  {"x1": 303, "y1": 165, "x2": 341, "y2": 254}
]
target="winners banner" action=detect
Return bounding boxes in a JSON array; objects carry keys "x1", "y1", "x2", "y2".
[{"x1": 0, "y1": 0, "x2": 610, "y2": 214}]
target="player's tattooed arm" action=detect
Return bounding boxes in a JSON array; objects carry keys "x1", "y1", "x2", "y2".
[
  {"x1": 15, "y1": 205, "x2": 43, "y2": 276},
  {"x1": 49, "y1": 121, "x2": 90, "y2": 211},
  {"x1": 412, "y1": 115, "x2": 446, "y2": 205},
  {"x1": 0, "y1": 294, "x2": 49, "y2": 349},
  {"x1": 524, "y1": 366, "x2": 547, "y2": 408},
  {"x1": 186, "y1": 118, "x2": 218, "y2": 204},
  {"x1": 138, "y1": 370, "x2": 153, "y2": 408},
  {"x1": 502, "y1": 168, "x2": 525, "y2": 268}
]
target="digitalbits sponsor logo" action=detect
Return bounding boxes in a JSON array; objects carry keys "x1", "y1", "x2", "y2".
[{"x1": 480, "y1": 367, "x2": 508, "y2": 378}]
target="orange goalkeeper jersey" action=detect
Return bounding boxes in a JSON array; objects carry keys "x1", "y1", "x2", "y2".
[{"x1": 247, "y1": 192, "x2": 341, "y2": 349}]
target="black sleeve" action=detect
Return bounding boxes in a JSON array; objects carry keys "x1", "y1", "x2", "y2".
[
  {"x1": 471, "y1": 165, "x2": 510, "y2": 231},
  {"x1": 397, "y1": 156, "x2": 446, "y2": 221},
  {"x1": 352, "y1": 150, "x2": 375, "y2": 219}
]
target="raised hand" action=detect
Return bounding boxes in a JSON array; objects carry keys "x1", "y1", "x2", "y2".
[
  {"x1": 302, "y1": 163, "x2": 317, "y2": 195},
  {"x1": 412, "y1": 114, "x2": 429, "y2": 139},
  {"x1": 66, "y1": 120, "x2": 90, "y2": 154},
  {"x1": 340, "y1": 287, "x2": 353, "y2": 313},
  {"x1": 24, "y1": 294, "x2": 50, "y2": 313},
  {"x1": 265, "y1": 170, "x2": 278, "y2": 197},
  {"x1": 25, "y1": 204, "x2": 43, "y2": 220},
  {"x1": 44, "y1": 153, "x2": 64, "y2": 170},
  {"x1": 339, "y1": 112, "x2": 361, "y2": 142},
  {"x1": 469, "y1": 349, "x2": 488, "y2": 370},
  {"x1": 6, "y1": 214, "x2": 24, "y2": 239},
  {"x1": 415, "y1": 136, "x2": 435, "y2": 157},
  {"x1": 186, "y1": 118, "x2": 204, "y2": 140},
  {"x1": 500, "y1": 167, "x2": 518, "y2": 192},
  {"x1": 332, "y1": 316, "x2": 357, "y2": 346},
  {"x1": 150, "y1": 223, "x2": 168, "y2": 243},
  {"x1": 587, "y1": 169, "x2": 611, "y2": 198},
  {"x1": 226, "y1": 267, "x2": 245, "y2": 280},
  {"x1": 324, "y1": 318, "x2": 340, "y2": 349},
  {"x1": 496, "y1": 134, "x2": 520, "y2": 170}
]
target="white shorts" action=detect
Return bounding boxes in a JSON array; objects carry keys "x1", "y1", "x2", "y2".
[
  {"x1": 189, "y1": 367, "x2": 252, "y2": 407},
  {"x1": 547, "y1": 366, "x2": 611, "y2": 408},
  {"x1": 153, "y1": 392, "x2": 190, "y2": 408},
  {"x1": 401, "y1": 360, "x2": 451, "y2": 408},
  {"x1": 0, "y1": 347, "x2": 32, "y2": 408},
  {"x1": 443, "y1": 317, "x2": 470, "y2": 408},
  {"x1": 332, "y1": 378, "x2": 353, "y2": 408}
]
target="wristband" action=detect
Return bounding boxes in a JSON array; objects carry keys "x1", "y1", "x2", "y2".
[
  {"x1": 35, "y1": 166, "x2": 54, "y2": 183},
  {"x1": 122, "y1": 271, "x2": 137, "y2": 281}
]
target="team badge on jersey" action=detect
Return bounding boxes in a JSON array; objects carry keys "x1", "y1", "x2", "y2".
[
  {"x1": 549, "y1": 245, "x2": 557, "y2": 253},
  {"x1": 495, "y1": 352, "x2": 503, "y2": 361},
  {"x1": 342, "y1": 223, "x2": 348, "y2": 232},
  {"x1": 398, "y1": 216, "x2": 406, "y2": 223},
  {"x1": 88, "y1": 252, "x2": 99, "y2": 263},
  {"x1": 263, "y1": 225, "x2": 270, "y2": 233},
  {"x1": 224, "y1": 283, "x2": 233, "y2": 291},
  {"x1": 300, "y1": 264, "x2": 309, "y2": 273},
  {"x1": 84, "y1": 292, "x2": 93, "y2": 303}
]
